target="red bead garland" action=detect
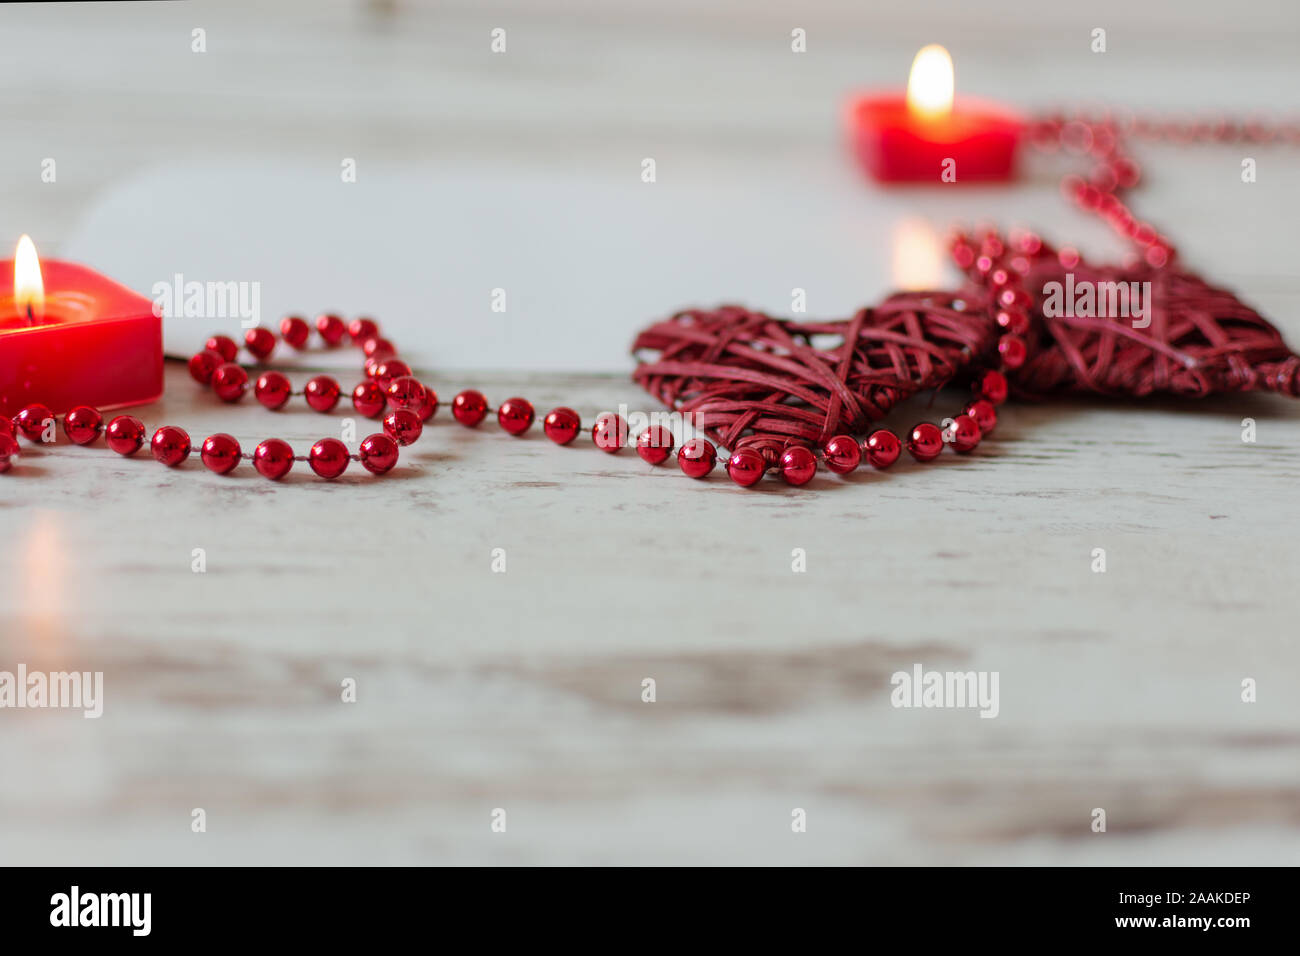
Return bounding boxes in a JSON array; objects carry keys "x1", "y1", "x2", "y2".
[
  {"x1": 906, "y1": 422, "x2": 945, "y2": 462},
  {"x1": 255, "y1": 371, "x2": 292, "y2": 410},
  {"x1": 358, "y1": 434, "x2": 399, "y2": 475},
  {"x1": 212, "y1": 363, "x2": 249, "y2": 402},
  {"x1": 383, "y1": 408, "x2": 423, "y2": 446},
  {"x1": 63, "y1": 406, "x2": 104, "y2": 446},
  {"x1": 677, "y1": 438, "x2": 717, "y2": 478},
  {"x1": 309, "y1": 438, "x2": 350, "y2": 479},
  {"x1": 253, "y1": 438, "x2": 295, "y2": 480},
  {"x1": 304, "y1": 376, "x2": 341, "y2": 413},
  {"x1": 452, "y1": 389, "x2": 489, "y2": 427},
  {"x1": 280, "y1": 315, "x2": 310, "y2": 349},
  {"x1": 822, "y1": 434, "x2": 861, "y2": 475},
  {"x1": 863, "y1": 429, "x2": 901, "y2": 469},
  {"x1": 201, "y1": 433, "x2": 241, "y2": 474},
  {"x1": 543, "y1": 407, "x2": 581, "y2": 445},
  {"x1": 944, "y1": 414, "x2": 981, "y2": 454},
  {"x1": 591, "y1": 413, "x2": 627, "y2": 453},
  {"x1": 315, "y1": 313, "x2": 346, "y2": 345},
  {"x1": 726, "y1": 448, "x2": 766, "y2": 487},
  {"x1": 105, "y1": 415, "x2": 146, "y2": 456},
  {"x1": 636, "y1": 426, "x2": 674, "y2": 465},
  {"x1": 0, "y1": 432, "x2": 18, "y2": 473},
  {"x1": 14, "y1": 404, "x2": 52, "y2": 442},
  {"x1": 151, "y1": 426, "x2": 192, "y2": 466},
  {"x1": 386, "y1": 376, "x2": 427, "y2": 412},
  {"x1": 779, "y1": 446, "x2": 818, "y2": 486},
  {"x1": 6, "y1": 303, "x2": 1010, "y2": 487},
  {"x1": 497, "y1": 397, "x2": 535, "y2": 436},
  {"x1": 352, "y1": 381, "x2": 386, "y2": 418}
]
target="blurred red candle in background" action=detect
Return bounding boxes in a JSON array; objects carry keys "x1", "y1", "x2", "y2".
[
  {"x1": 848, "y1": 45, "x2": 1022, "y2": 183},
  {"x1": 0, "y1": 236, "x2": 163, "y2": 416}
]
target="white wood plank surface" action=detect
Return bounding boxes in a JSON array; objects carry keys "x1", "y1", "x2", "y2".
[{"x1": 1, "y1": 0, "x2": 1299, "y2": 865}]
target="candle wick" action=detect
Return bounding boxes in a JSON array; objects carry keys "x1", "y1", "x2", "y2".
[{"x1": 25, "y1": 302, "x2": 33, "y2": 326}]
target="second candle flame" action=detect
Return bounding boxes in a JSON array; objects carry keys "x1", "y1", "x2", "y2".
[
  {"x1": 906, "y1": 44, "x2": 954, "y2": 121},
  {"x1": 15, "y1": 234, "x2": 45, "y2": 324}
]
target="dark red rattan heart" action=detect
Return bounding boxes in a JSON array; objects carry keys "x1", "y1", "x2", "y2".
[{"x1": 632, "y1": 292, "x2": 995, "y2": 455}]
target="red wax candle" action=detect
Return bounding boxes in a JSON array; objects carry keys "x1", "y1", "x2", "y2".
[
  {"x1": 0, "y1": 241, "x2": 163, "y2": 417},
  {"x1": 847, "y1": 45, "x2": 1022, "y2": 184}
]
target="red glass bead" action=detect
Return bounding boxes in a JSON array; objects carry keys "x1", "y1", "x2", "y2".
[
  {"x1": 188, "y1": 348, "x2": 223, "y2": 384},
  {"x1": 348, "y1": 317, "x2": 379, "y2": 344},
  {"x1": 0, "y1": 415, "x2": 12, "y2": 439},
  {"x1": 823, "y1": 434, "x2": 861, "y2": 475},
  {"x1": 975, "y1": 369, "x2": 1009, "y2": 405},
  {"x1": 62, "y1": 406, "x2": 103, "y2": 445},
  {"x1": 212, "y1": 363, "x2": 249, "y2": 402},
  {"x1": 906, "y1": 422, "x2": 944, "y2": 462},
  {"x1": 1090, "y1": 163, "x2": 1119, "y2": 193},
  {"x1": 386, "y1": 375, "x2": 427, "y2": 412},
  {"x1": 591, "y1": 412, "x2": 627, "y2": 453},
  {"x1": 415, "y1": 387, "x2": 438, "y2": 422},
  {"x1": 352, "y1": 380, "x2": 387, "y2": 418},
  {"x1": 980, "y1": 234, "x2": 1005, "y2": 258},
  {"x1": 1145, "y1": 244, "x2": 1171, "y2": 268},
  {"x1": 244, "y1": 326, "x2": 276, "y2": 360},
  {"x1": 677, "y1": 438, "x2": 717, "y2": 478},
  {"x1": 944, "y1": 414, "x2": 981, "y2": 454},
  {"x1": 150, "y1": 426, "x2": 192, "y2": 466},
  {"x1": 105, "y1": 415, "x2": 146, "y2": 456},
  {"x1": 255, "y1": 371, "x2": 292, "y2": 410},
  {"x1": 373, "y1": 359, "x2": 412, "y2": 388},
  {"x1": 497, "y1": 397, "x2": 535, "y2": 436},
  {"x1": 995, "y1": 309, "x2": 1030, "y2": 336},
  {"x1": 998, "y1": 334, "x2": 1028, "y2": 370},
  {"x1": 14, "y1": 404, "x2": 53, "y2": 442},
  {"x1": 543, "y1": 407, "x2": 581, "y2": 445},
  {"x1": 950, "y1": 240, "x2": 975, "y2": 269},
  {"x1": 359, "y1": 433, "x2": 399, "y2": 474},
  {"x1": 1013, "y1": 230, "x2": 1043, "y2": 255},
  {"x1": 1112, "y1": 157, "x2": 1140, "y2": 188},
  {"x1": 863, "y1": 429, "x2": 901, "y2": 469},
  {"x1": 253, "y1": 438, "x2": 295, "y2": 480},
  {"x1": 383, "y1": 408, "x2": 423, "y2": 446},
  {"x1": 726, "y1": 448, "x2": 766, "y2": 487},
  {"x1": 201, "y1": 433, "x2": 242, "y2": 474},
  {"x1": 205, "y1": 334, "x2": 239, "y2": 362},
  {"x1": 997, "y1": 287, "x2": 1031, "y2": 310},
  {"x1": 779, "y1": 445, "x2": 818, "y2": 486},
  {"x1": 304, "y1": 375, "x2": 341, "y2": 412},
  {"x1": 964, "y1": 399, "x2": 997, "y2": 435},
  {"x1": 451, "y1": 389, "x2": 489, "y2": 427},
  {"x1": 363, "y1": 337, "x2": 396, "y2": 360},
  {"x1": 0, "y1": 433, "x2": 18, "y2": 473},
  {"x1": 636, "y1": 426, "x2": 674, "y2": 464},
  {"x1": 309, "y1": 437, "x2": 350, "y2": 479},
  {"x1": 280, "y1": 315, "x2": 310, "y2": 349},
  {"x1": 315, "y1": 313, "x2": 346, "y2": 346}
]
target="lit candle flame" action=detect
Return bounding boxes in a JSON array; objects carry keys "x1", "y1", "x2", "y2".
[
  {"x1": 906, "y1": 44, "x2": 954, "y2": 120},
  {"x1": 15, "y1": 234, "x2": 45, "y2": 324}
]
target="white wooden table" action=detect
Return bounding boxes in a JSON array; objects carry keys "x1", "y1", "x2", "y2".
[{"x1": 2, "y1": 0, "x2": 1299, "y2": 866}]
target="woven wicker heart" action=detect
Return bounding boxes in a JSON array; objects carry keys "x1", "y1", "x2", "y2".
[
  {"x1": 632, "y1": 293, "x2": 995, "y2": 454},
  {"x1": 996, "y1": 253, "x2": 1300, "y2": 400}
]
